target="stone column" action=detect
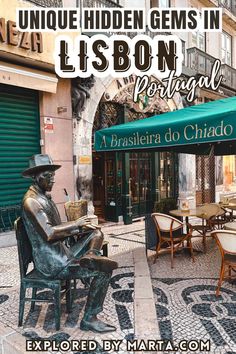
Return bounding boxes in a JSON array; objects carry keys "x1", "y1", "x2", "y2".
[
  {"x1": 73, "y1": 117, "x2": 94, "y2": 216},
  {"x1": 178, "y1": 154, "x2": 196, "y2": 209},
  {"x1": 72, "y1": 77, "x2": 112, "y2": 220}
]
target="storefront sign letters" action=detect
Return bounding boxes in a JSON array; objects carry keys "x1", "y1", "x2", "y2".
[
  {"x1": 0, "y1": 18, "x2": 43, "y2": 53},
  {"x1": 116, "y1": 75, "x2": 136, "y2": 90},
  {"x1": 98, "y1": 120, "x2": 234, "y2": 150}
]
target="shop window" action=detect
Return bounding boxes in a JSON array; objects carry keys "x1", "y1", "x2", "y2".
[
  {"x1": 159, "y1": 152, "x2": 176, "y2": 199},
  {"x1": 221, "y1": 32, "x2": 232, "y2": 66},
  {"x1": 223, "y1": 156, "x2": 236, "y2": 192}
]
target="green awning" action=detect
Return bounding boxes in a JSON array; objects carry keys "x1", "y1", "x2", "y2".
[{"x1": 94, "y1": 96, "x2": 236, "y2": 155}]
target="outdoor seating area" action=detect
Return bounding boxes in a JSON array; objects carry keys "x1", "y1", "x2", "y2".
[
  {"x1": 146, "y1": 200, "x2": 236, "y2": 296},
  {"x1": 149, "y1": 234, "x2": 236, "y2": 351}
]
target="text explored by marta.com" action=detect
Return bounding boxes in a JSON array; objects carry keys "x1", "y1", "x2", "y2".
[{"x1": 26, "y1": 338, "x2": 211, "y2": 352}]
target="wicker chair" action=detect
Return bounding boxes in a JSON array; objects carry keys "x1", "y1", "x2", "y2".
[
  {"x1": 211, "y1": 230, "x2": 236, "y2": 296},
  {"x1": 227, "y1": 198, "x2": 236, "y2": 221},
  {"x1": 208, "y1": 203, "x2": 229, "y2": 230},
  {"x1": 190, "y1": 203, "x2": 227, "y2": 252},
  {"x1": 151, "y1": 213, "x2": 194, "y2": 269}
]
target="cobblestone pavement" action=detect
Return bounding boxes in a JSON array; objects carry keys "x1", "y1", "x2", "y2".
[
  {"x1": 0, "y1": 221, "x2": 145, "y2": 354},
  {"x1": 149, "y1": 235, "x2": 236, "y2": 354}
]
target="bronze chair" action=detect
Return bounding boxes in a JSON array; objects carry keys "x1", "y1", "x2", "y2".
[
  {"x1": 15, "y1": 217, "x2": 73, "y2": 330},
  {"x1": 151, "y1": 213, "x2": 194, "y2": 268},
  {"x1": 211, "y1": 230, "x2": 236, "y2": 296}
]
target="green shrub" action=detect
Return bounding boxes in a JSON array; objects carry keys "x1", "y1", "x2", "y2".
[{"x1": 153, "y1": 198, "x2": 178, "y2": 215}]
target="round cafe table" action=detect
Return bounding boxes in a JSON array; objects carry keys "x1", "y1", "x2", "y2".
[
  {"x1": 169, "y1": 209, "x2": 201, "y2": 252},
  {"x1": 169, "y1": 209, "x2": 199, "y2": 234},
  {"x1": 169, "y1": 209, "x2": 198, "y2": 224},
  {"x1": 224, "y1": 222, "x2": 236, "y2": 231}
]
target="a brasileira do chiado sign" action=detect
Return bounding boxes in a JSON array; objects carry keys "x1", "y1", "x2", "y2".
[{"x1": 94, "y1": 97, "x2": 236, "y2": 153}]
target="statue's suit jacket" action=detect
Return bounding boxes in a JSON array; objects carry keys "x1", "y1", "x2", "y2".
[{"x1": 22, "y1": 185, "x2": 78, "y2": 278}]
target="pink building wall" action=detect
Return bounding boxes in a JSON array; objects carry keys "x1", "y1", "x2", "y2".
[{"x1": 39, "y1": 78, "x2": 75, "y2": 220}]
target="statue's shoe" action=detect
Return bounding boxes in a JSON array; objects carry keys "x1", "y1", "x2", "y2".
[
  {"x1": 80, "y1": 254, "x2": 118, "y2": 272},
  {"x1": 80, "y1": 318, "x2": 117, "y2": 333}
]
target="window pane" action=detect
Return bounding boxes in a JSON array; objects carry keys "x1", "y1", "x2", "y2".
[
  {"x1": 221, "y1": 32, "x2": 232, "y2": 65},
  {"x1": 222, "y1": 49, "x2": 226, "y2": 64},
  {"x1": 159, "y1": 0, "x2": 169, "y2": 7},
  {"x1": 199, "y1": 35, "x2": 204, "y2": 50}
]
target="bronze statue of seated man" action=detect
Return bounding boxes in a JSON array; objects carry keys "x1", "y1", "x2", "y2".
[{"x1": 22, "y1": 154, "x2": 118, "y2": 333}]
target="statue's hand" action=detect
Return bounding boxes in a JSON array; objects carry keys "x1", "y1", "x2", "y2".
[{"x1": 75, "y1": 216, "x2": 97, "y2": 230}]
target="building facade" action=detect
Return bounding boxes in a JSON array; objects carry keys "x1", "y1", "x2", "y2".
[
  {"x1": 174, "y1": 0, "x2": 236, "y2": 206},
  {"x1": 73, "y1": 0, "x2": 236, "y2": 223},
  {"x1": 0, "y1": 0, "x2": 76, "y2": 230},
  {"x1": 1, "y1": 0, "x2": 235, "y2": 230},
  {"x1": 73, "y1": 73, "x2": 182, "y2": 223}
]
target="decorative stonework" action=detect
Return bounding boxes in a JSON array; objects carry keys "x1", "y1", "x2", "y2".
[
  {"x1": 103, "y1": 75, "x2": 171, "y2": 114},
  {"x1": 71, "y1": 76, "x2": 95, "y2": 121}
]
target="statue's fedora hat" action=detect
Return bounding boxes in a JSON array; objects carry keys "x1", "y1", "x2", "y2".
[{"x1": 22, "y1": 154, "x2": 61, "y2": 177}]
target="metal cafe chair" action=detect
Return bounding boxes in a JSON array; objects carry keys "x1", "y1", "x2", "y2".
[
  {"x1": 15, "y1": 218, "x2": 73, "y2": 330},
  {"x1": 151, "y1": 213, "x2": 194, "y2": 269},
  {"x1": 211, "y1": 229, "x2": 236, "y2": 296}
]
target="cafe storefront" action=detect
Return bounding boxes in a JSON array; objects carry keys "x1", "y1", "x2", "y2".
[
  {"x1": 90, "y1": 77, "x2": 180, "y2": 224},
  {"x1": 94, "y1": 96, "x2": 236, "y2": 218}
]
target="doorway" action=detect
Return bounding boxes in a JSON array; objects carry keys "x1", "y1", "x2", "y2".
[
  {"x1": 129, "y1": 152, "x2": 152, "y2": 218},
  {"x1": 92, "y1": 153, "x2": 105, "y2": 220}
]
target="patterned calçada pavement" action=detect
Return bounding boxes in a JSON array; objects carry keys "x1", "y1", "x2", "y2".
[
  {"x1": 0, "y1": 221, "x2": 145, "y2": 354},
  {"x1": 150, "y1": 236, "x2": 236, "y2": 354}
]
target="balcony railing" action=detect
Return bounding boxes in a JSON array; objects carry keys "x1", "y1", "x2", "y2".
[
  {"x1": 187, "y1": 47, "x2": 217, "y2": 77},
  {"x1": 217, "y1": 0, "x2": 236, "y2": 17},
  {"x1": 25, "y1": 0, "x2": 120, "y2": 7},
  {"x1": 24, "y1": 0, "x2": 62, "y2": 6},
  {"x1": 82, "y1": 0, "x2": 121, "y2": 7},
  {"x1": 187, "y1": 47, "x2": 236, "y2": 90},
  {"x1": 221, "y1": 63, "x2": 236, "y2": 89}
]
